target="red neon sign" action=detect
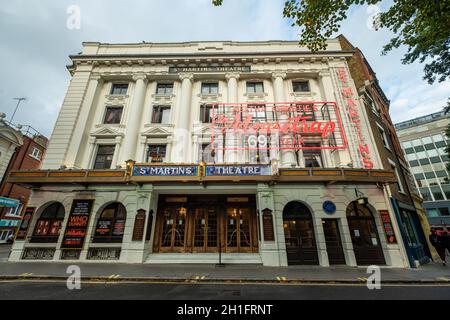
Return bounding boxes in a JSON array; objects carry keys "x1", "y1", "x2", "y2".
[
  {"x1": 211, "y1": 102, "x2": 348, "y2": 151},
  {"x1": 336, "y1": 67, "x2": 374, "y2": 169}
]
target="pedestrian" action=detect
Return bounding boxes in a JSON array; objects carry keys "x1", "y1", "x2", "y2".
[
  {"x1": 429, "y1": 229, "x2": 446, "y2": 266},
  {"x1": 441, "y1": 230, "x2": 450, "y2": 264}
]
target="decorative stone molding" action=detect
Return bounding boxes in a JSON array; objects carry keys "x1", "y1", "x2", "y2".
[
  {"x1": 272, "y1": 72, "x2": 287, "y2": 80},
  {"x1": 132, "y1": 73, "x2": 148, "y2": 82},
  {"x1": 225, "y1": 73, "x2": 241, "y2": 81},
  {"x1": 179, "y1": 73, "x2": 194, "y2": 82},
  {"x1": 105, "y1": 94, "x2": 129, "y2": 102}
]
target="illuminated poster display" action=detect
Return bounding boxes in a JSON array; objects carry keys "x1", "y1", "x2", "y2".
[
  {"x1": 61, "y1": 200, "x2": 94, "y2": 250},
  {"x1": 211, "y1": 102, "x2": 348, "y2": 152}
]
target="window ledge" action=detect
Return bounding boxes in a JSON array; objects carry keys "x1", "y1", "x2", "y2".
[
  {"x1": 28, "y1": 154, "x2": 41, "y2": 161},
  {"x1": 244, "y1": 92, "x2": 268, "y2": 98},
  {"x1": 152, "y1": 94, "x2": 176, "y2": 99},
  {"x1": 290, "y1": 91, "x2": 315, "y2": 97},
  {"x1": 105, "y1": 94, "x2": 129, "y2": 100},
  {"x1": 95, "y1": 124, "x2": 125, "y2": 129}
]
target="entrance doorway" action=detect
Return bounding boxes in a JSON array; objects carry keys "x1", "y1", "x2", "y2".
[
  {"x1": 283, "y1": 201, "x2": 319, "y2": 265},
  {"x1": 153, "y1": 195, "x2": 258, "y2": 254},
  {"x1": 322, "y1": 219, "x2": 345, "y2": 265},
  {"x1": 346, "y1": 202, "x2": 385, "y2": 265}
]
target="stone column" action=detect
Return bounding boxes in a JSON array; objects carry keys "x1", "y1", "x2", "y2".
[
  {"x1": 272, "y1": 72, "x2": 297, "y2": 167},
  {"x1": 225, "y1": 73, "x2": 240, "y2": 163},
  {"x1": 172, "y1": 73, "x2": 193, "y2": 163},
  {"x1": 119, "y1": 74, "x2": 148, "y2": 165},
  {"x1": 65, "y1": 74, "x2": 103, "y2": 169}
]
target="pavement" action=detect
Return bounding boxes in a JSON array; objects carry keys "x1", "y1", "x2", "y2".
[{"x1": 1, "y1": 245, "x2": 449, "y2": 284}]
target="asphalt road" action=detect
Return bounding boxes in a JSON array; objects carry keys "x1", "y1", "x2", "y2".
[{"x1": 0, "y1": 280, "x2": 449, "y2": 300}]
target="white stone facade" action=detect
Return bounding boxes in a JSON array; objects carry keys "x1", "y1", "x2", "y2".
[{"x1": 9, "y1": 40, "x2": 409, "y2": 267}]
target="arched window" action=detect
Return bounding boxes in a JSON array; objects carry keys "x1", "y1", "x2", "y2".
[
  {"x1": 93, "y1": 203, "x2": 127, "y2": 243},
  {"x1": 31, "y1": 202, "x2": 65, "y2": 243}
]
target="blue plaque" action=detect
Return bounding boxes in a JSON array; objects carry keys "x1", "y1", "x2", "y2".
[{"x1": 323, "y1": 201, "x2": 336, "y2": 214}]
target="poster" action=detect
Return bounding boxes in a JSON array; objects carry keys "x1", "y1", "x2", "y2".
[
  {"x1": 61, "y1": 200, "x2": 94, "y2": 250},
  {"x1": 379, "y1": 210, "x2": 397, "y2": 244},
  {"x1": 15, "y1": 207, "x2": 36, "y2": 240}
]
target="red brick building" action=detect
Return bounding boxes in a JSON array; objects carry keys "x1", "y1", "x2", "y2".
[{"x1": 0, "y1": 127, "x2": 48, "y2": 243}]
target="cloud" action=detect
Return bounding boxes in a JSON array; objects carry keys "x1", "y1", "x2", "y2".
[{"x1": 0, "y1": 0, "x2": 448, "y2": 136}]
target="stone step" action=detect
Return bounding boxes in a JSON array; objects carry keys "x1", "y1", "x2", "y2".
[{"x1": 145, "y1": 253, "x2": 262, "y2": 264}]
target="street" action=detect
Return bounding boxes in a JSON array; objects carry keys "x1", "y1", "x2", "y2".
[{"x1": 0, "y1": 280, "x2": 449, "y2": 300}]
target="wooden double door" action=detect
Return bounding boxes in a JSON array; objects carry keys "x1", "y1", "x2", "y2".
[{"x1": 153, "y1": 195, "x2": 259, "y2": 254}]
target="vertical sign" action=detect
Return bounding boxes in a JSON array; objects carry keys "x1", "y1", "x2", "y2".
[
  {"x1": 15, "y1": 207, "x2": 36, "y2": 240},
  {"x1": 262, "y1": 209, "x2": 275, "y2": 241},
  {"x1": 61, "y1": 200, "x2": 94, "y2": 249},
  {"x1": 379, "y1": 210, "x2": 397, "y2": 244},
  {"x1": 132, "y1": 210, "x2": 146, "y2": 242},
  {"x1": 336, "y1": 67, "x2": 374, "y2": 169}
]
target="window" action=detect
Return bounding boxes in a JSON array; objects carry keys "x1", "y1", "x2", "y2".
[
  {"x1": 201, "y1": 83, "x2": 219, "y2": 95},
  {"x1": 246, "y1": 82, "x2": 264, "y2": 94},
  {"x1": 103, "y1": 107, "x2": 123, "y2": 124},
  {"x1": 432, "y1": 134, "x2": 444, "y2": 142},
  {"x1": 402, "y1": 141, "x2": 413, "y2": 149},
  {"x1": 93, "y1": 203, "x2": 127, "y2": 243},
  {"x1": 414, "y1": 145, "x2": 425, "y2": 152},
  {"x1": 431, "y1": 186, "x2": 444, "y2": 200},
  {"x1": 377, "y1": 124, "x2": 389, "y2": 149},
  {"x1": 156, "y1": 83, "x2": 174, "y2": 95},
  {"x1": 93, "y1": 145, "x2": 115, "y2": 169},
  {"x1": 31, "y1": 202, "x2": 65, "y2": 243},
  {"x1": 426, "y1": 209, "x2": 440, "y2": 218},
  {"x1": 292, "y1": 81, "x2": 310, "y2": 92},
  {"x1": 439, "y1": 208, "x2": 450, "y2": 216},
  {"x1": 152, "y1": 106, "x2": 171, "y2": 124},
  {"x1": 390, "y1": 161, "x2": 405, "y2": 193},
  {"x1": 147, "y1": 145, "x2": 166, "y2": 163},
  {"x1": 110, "y1": 84, "x2": 128, "y2": 95},
  {"x1": 412, "y1": 139, "x2": 422, "y2": 147},
  {"x1": 405, "y1": 148, "x2": 415, "y2": 154},
  {"x1": 200, "y1": 143, "x2": 215, "y2": 164},
  {"x1": 247, "y1": 104, "x2": 267, "y2": 122},
  {"x1": 29, "y1": 147, "x2": 42, "y2": 160},
  {"x1": 303, "y1": 143, "x2": 323, "y2": 168},
  {"x1": 420, "y1": 188, "x2": 432, "y2": 201},
  {"x1": 6, "y1": 203, "x2": 23, "y2": 217},
  {"x1": 365, "y1": 94, "x2": 379, "y2": 115},
  {"x1": 200, "y1": 105, "x2": 213, "y2": 123}
]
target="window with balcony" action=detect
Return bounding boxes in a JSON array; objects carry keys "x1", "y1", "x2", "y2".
[
  {"x1": 200, "y1": 104, "x2": 214, "y2": 123},
  {"x1": 292, "y1": 81, "x2": 310, "y2": 93},
  {"x1": 103, "y1": 106, "x2": 123, "y2": 124},
  {"x1": 152, "y1": 106, "x2": 171, "y2": 124},
  {"x1": 147, "y1": 145, "x2": 166, "y2": 163},
  {"x1": 303, "y1": 143, "x2": 323, "y2": 168},
  {"x1": 110, "y1": 84, "x2": 128, "y2": 95},
  {"x1": 246, "y1": 82, "x2": 264, "y2": 94},
  {"x1": 93, "y1": 145, "x2": 115, "y2": 169},
  {"x1": 156, "y1": 83, "x2": 174, "y2": 95},
  {"x1": 201, "y1": 82, "x2": 219, "y2": 95}
]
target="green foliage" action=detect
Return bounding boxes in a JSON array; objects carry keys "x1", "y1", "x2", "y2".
[{"x1": 213, "y1": 0, "x2": 450, "y2": 84}]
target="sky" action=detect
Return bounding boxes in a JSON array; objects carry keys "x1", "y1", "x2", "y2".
[{"x1": 0, "y1": 0, "x2": 448, "y2": 137}]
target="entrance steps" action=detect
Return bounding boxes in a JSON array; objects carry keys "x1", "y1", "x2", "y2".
[{"x1": 145, "y1": 253, "x2": 262, "y2": 264}]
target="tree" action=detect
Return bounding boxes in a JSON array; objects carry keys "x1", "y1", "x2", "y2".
[{"x1": 213, "y1": 0, "x2": 450, "y2": 85}]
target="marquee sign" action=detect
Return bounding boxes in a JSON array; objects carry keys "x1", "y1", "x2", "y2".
[
  {"x1": 205, "y1": 165, "x2": 272, "y2": 176},
  {"x1": 211, "y1": 102, "x2": 348, "y2": 152},
  {"x1": 169, "y1": 66, "x2": 251, "y2": 74},
  {"x1": 133, "y1": 165, "x2": 198, "y2": 177}
]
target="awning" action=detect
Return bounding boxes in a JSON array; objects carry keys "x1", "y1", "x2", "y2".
[{"x1": 0, "y1": 197, "x2": 19, "y2": 207}]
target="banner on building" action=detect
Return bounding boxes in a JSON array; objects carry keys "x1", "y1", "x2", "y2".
[{"x1": 61, "y1": 200, "x2": 94, "y2": 250}]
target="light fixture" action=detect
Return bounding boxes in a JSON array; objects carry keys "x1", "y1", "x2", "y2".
[{"x1": 357, "y1": 197, "x2": 369, "y2": 206}]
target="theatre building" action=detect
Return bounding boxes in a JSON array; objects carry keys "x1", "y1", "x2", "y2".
[{"x1": 8, "y1": 39, "x2": 411, "y2": 267}]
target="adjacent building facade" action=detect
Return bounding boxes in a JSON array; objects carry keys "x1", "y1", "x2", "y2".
[
  {"x1": 395, "y1": 111, "x2": 450, "y2": 229},
  {"x1": 8, "y1": 39, "x2": 413, "y2": 267},
  {"x1": 0, "y1": 126, "x2": 48, "y2": 243},
  {"x1": 339, "y1": 36, "x2": 432, "y2": 266}
]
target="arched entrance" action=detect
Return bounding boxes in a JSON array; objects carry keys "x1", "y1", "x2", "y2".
[
  {"x1": 30, "y1": 202, "x2": 65, "y2": 243},
  {"x1": 283, "y1": 201, "x2": 319, "y2": 265},
  {"x1": 93, "y1": 202, "x2": 127, "y2": 243},
  {"x1": 346, "y1": 202, "x2": 385, "y2": 265}
]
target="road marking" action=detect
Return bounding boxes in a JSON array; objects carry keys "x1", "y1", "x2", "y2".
[
  {"x1": 19, "y1": 273, "x2": 33, "y2": 277},
  {"x1": 108, "y1": 274, "x2": 120, "y2": 280},
  {"x1": 357, "y1": 277, "x2": 367, "y2": 282},
  {"x1": 276, "y1": 276, "x2": 287, "y2": 282},
  {"x1": 437, "y1": 277, "x2": 449, "y2": 282}
]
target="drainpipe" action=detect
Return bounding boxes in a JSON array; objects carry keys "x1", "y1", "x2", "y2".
[{"x1": 382, "y1": 183, "x2": 410, "y2": 268}]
